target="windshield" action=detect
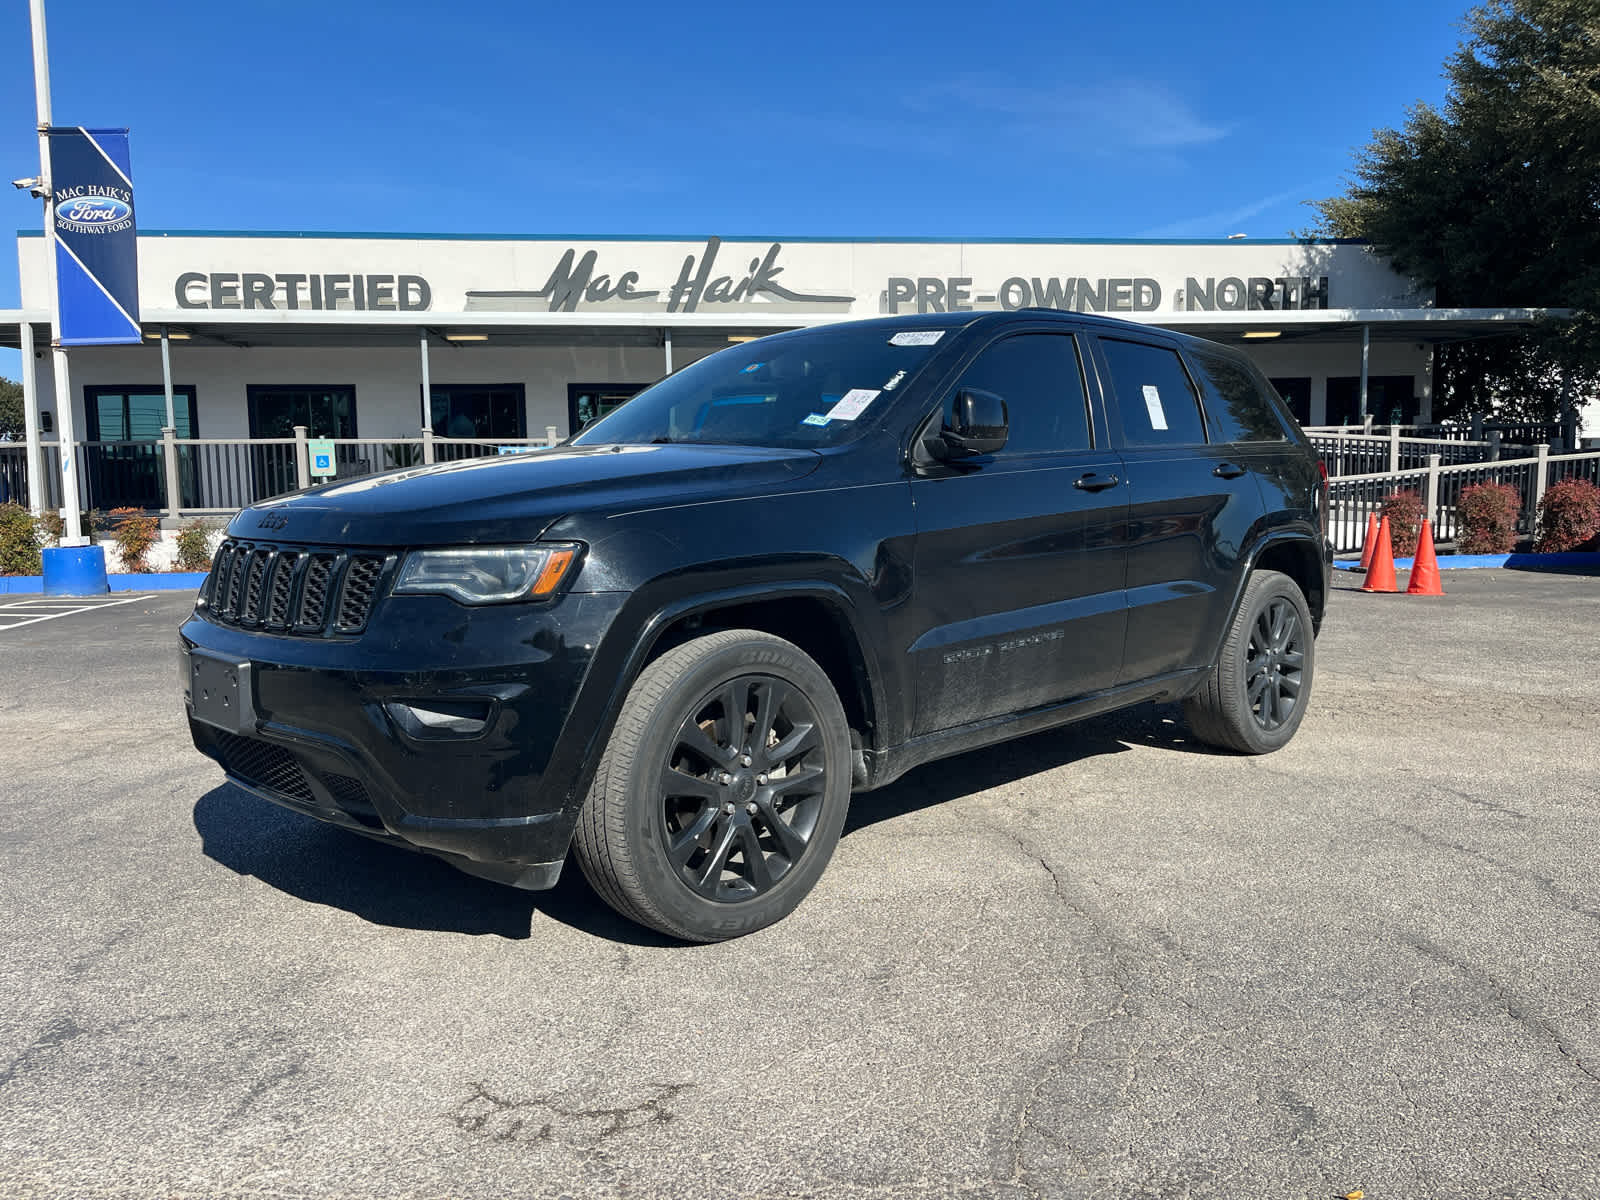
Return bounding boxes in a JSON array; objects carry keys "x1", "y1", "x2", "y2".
[{"x1": 570, "y1": 324, "x2": 947, "y2": 449}]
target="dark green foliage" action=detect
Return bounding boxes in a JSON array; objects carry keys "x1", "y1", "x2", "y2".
[
  {"x1": 174, "y1": 518, "x2": 216, "y2": 572},
  {"x1": 0, "y1": 502, "x2": 41, "y2": 575},
  {"x1": 1309, "y1": 0, "x2": 1600, "y2": 422}
]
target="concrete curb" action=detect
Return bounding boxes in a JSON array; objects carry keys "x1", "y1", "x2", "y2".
[
  {"x1": 1333, "y1": 552, "x2": 1600, "y2": 572},
  {"x1": 0, "y1": 572, "x2": 207, "y2": 595}
]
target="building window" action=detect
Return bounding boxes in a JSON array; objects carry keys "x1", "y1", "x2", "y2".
[
  {"x1": 1326, "y1": 377, "x2": 1417, "y2": 427},
  {"x1": 430, "y1": 384, "x2": 526, "y2": 439},
  {"x1": 569, "y1": 383, "x2": 649, "y2": 435},
  {"x1": 247, "y1": 386, "x2": 358, "y2": 439},
  {"x1": 86, "y1": 385, "x2": 198, "y2": 441},
  {"x1": 1269, "y1": 377, "x2": 1312, "y2": 426}
]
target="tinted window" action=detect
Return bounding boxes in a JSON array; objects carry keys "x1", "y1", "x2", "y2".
[
  {"x1": 1099, "y1": 338, "x2": 1207, "y2": 447},
  {"x1": 572, "y1": 324, "x2": 943, "y2": 449},
  {"x1": 1189, "y1": 350, "x2": 1288, "y2": 443},
  {"x1": 946, "y1": 333, "x2": 1091, "y2": 455}
]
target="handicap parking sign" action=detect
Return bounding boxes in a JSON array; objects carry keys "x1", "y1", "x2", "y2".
[{"x1": 307, "y1": 438, "x2": 337, "y2": 478}]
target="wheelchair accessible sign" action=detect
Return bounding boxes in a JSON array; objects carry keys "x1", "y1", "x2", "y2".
[{"x1": 307, "y1": 438, "x2": 336, "y2": 478}]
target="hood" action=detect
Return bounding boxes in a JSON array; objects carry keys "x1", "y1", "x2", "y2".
[{"x1": 229, "y1": 443, "x2": 822, "y2": 546}]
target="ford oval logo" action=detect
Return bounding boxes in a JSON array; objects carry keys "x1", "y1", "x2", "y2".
[{"x1": 57, "y1": 196, "x2": 131, "y2": 226}]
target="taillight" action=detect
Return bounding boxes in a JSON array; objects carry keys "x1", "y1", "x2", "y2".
[{"x1": 1316, "y1": 461, "x2": 1330, "y2": 536}]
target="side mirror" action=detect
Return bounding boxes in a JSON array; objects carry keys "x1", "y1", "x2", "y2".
[{"x1": 940, "y1": 388, "x2": 1008, "y2": 457}]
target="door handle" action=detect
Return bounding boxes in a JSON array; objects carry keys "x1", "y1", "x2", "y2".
[
  {"x1": 1212, "y1": 462, "x2": 1247, "y2": 479},
  {"x1": 1073, "y1": 472, "x2": 1120, "y2": 492}
]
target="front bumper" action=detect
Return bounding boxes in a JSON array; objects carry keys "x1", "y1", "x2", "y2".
[{"x1": 181, "y1": 589, "x2": 627, "y2": 888}]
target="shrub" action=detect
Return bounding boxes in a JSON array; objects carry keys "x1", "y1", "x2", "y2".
[
  {"x1": 174, "y1": 518, "x2": 216, "y2": 572},
  {"x1": 1534, "y1": 477, "x2": 1600, "y2": 553},
  {"x1": 37, "y1": 509, "x2": 110, "y2": 545},
  {"x1": 34, "y1": 510, "x2": 62, "y2": 546},
  {"x1": 1456, "y1": 482, "x2": 1522, "y2": 554},
  {"x1": 1380, "y1": 489, "x2": 1426, "y2": 556},
  {"x1": 107, "y1": 506, "x2": 161, "y2": 573},
  {"x1": 0, "y1": 502, "x2": 42, "y2": 575}
]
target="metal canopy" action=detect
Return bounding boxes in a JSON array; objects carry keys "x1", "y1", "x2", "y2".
[{"x1": 0, "y1": 306, "x2": 1568, "y2": 351}]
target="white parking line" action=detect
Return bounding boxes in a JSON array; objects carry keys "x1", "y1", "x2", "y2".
[{"x1": 0, "y1": 594, "x2": 144, "y2": 631}]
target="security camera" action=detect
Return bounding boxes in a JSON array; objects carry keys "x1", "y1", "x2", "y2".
[{"x1": 11, "y1": 176, "x2": 48, "y2": 198}]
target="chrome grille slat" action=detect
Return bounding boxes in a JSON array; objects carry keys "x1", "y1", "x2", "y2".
[{"x1": 201, "y1": 540, "x2": 388, "y2": 636}]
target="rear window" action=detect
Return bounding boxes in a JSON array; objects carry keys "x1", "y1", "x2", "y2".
[
  {"x1": 1188, "y1": 349, "x2": 1289, "y2": 443},
  {"x1": 1098, "y1": 337, "x2": 1208, "y2": 447}
]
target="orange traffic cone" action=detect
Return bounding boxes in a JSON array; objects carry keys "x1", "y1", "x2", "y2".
[
  {"x1": 1362, "y1": 516, "x2": 1399, "y2": 593},
  {"x1": 1358, "y1": 512, "x2": 1380, "y2": 571},
  {"x1": 1406, "y1": 518, "x2": 1444, "y2": 595}
]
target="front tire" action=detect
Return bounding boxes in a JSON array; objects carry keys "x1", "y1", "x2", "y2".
[
  {"x1": 573, "y1": 630, "x2": 853, "y2": 942},
  {"x1": 1183, "y1": 569, "x2": 1315, "y2": 754}
]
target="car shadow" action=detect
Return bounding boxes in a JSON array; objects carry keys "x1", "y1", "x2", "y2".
[
  {"x1": 191, "y1": 700, "x2": 1218, "y2": 944},
  {"x1": 190, "y1": 785, "x2": 678, "y2": 946},
  {"x1": 844, "y1": 699, "x2": 1222, "y2": 833}
]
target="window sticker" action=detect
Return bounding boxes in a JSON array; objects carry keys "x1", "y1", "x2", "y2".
[
  {"x1": 882, "y1": 369, "x2": 907, "y2": 391},
  {"x1": 824, "y1": 388, "x2": 880, "y2": 421},
  {"x1": 801, "y1": 413, "x2": 831, "y2": 427},
  {"x1": 741, "y1": 362, "x2": 764, "y2": 373},
  {"x1": 1141, "y1": 384, "x2": 1169, "y2": 431},
  {"x1": 889, "y1": 330, "x2": 944, "y2": 346}
]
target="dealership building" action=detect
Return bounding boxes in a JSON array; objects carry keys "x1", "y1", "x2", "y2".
[{"x1": 0, "y1": 229, "x2": 1559, "y2": 512}]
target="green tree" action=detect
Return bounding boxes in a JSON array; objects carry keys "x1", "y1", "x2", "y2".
[
  {"x1": 0, "y1": 377, "x2": 22, "y2": 439},
  {"x1": 1308, "y1": 0, "x2": 1600, "y2": 423}
]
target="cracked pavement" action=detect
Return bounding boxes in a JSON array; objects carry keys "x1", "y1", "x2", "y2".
[{"x1": 1, "y1": 569, "x2": 1598, "y2": 1198}]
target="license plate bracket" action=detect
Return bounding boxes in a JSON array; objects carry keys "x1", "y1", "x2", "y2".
[{"x1": 184, "y1": 650, "x2": 257, "y2": 734}]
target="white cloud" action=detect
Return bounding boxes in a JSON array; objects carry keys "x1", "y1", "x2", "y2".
[{"x1": 1139, "y1": 187, "x2": 1315, "y2": 238}]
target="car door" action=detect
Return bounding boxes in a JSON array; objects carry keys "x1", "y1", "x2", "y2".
[
  {"x1": 907, "y1": 328, "x2": 1128, "y2": 736},
  {"x1": 1089, "y1": 333, "x2": 1261, "y2": 686}
]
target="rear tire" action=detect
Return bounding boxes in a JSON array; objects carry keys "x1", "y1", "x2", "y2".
[
  {"x1": 1183, "y1": 569, "x2": 1315, "y2": 755},
  {"x1": 573, "y1": 629, "x2": 852, "y2": 942}
]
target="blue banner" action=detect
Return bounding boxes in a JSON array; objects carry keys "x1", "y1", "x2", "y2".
[{"x1": 49, "y1": 127, "x2": 140, "y2": 345}]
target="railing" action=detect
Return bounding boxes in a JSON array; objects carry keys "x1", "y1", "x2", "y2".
[
  {"x1": 1308, "y1": 427, "x2": 1542, "y2": 477},
  {"x1": 6, "y1": 426, "x2": 564, "y2": 519},
  {"x1": 1325, "y1": 447, "x2": 1600, "y2": 552}
]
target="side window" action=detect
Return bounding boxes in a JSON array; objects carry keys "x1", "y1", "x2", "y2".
[
  {"x1": 945, "y1": 333, "x2": 1091, "y2": 455},
  {"x1": 1188, "y1": 350, "x2": 1289, "y2": 443},
  {"x1": 1098, "y1": 338, "x2": 1207, "y2": 447}
]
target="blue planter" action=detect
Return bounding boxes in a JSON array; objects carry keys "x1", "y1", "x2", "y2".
[{"x1": 41, "y1": 545, "x2": 111, "y2": 596}]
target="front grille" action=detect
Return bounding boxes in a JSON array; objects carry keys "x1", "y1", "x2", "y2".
[
  {"x1": 212, "y1": 731, "x2": 314, "y2": 804},
  {"x1": 323, "y1": 773, "x2": 382, "y2": 828},
  {"x1": 201, "y1": 540, "x2": 391, "y2": 637}
]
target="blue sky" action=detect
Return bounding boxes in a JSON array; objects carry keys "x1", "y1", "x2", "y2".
[{"x1": 2, "y1": 0, "x2": 1469, "y2": 324}]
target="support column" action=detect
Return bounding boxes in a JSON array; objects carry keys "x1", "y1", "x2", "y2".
[
  {"x1": 20, "y1": 321, "x2": 43, "y2": 517},
  {"x1": 1358, "y1": 324, "x2": 1370, "y2": 424},
  {"x1": 160, "y1": 325, "x2": 176, "y2": 431},
  {"x1": 419, "y1": 330, "x2": 434, "y2": 463}
]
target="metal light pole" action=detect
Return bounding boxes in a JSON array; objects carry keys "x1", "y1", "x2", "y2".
[{"x1": 29, "y1": 0, "x2": 87, "y2": 544}]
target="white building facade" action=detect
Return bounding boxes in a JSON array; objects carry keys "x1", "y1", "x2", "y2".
[{"x1": 1, "y1": 229, "x2": 1557, "y2": 513}]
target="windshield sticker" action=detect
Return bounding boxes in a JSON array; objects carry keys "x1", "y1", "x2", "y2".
[
  {"x1": 1141, "y1": 384, "x2": 1169, "y2": 431},
  {"x1": 741, "y1": 362, "x2": 764, "y2": 373},
  {"x1": 890, "y1": 330, "x2": 944, "y2": 347},
  {"x1": 801, "y1": 413, "x2": 832, "y2": 427},
  {"x1": 882, "y1": 369, "x2": 907, "y2": 391},
  {"x1": 825, "y1": 388, "x2": 880, "y2": 422}
]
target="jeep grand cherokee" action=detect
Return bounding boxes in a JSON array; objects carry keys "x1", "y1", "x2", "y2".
[{"x1": 181, "y1": 310, "x2": 1332, "y2": 941}]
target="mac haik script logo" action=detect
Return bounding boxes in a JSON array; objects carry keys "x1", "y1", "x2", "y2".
[
  {"x1": 465, "y1": 237, "x2": 854, "y2": 314},
  {"x1": 55, "y1": 186, "x2": 134, "y2": 235}
]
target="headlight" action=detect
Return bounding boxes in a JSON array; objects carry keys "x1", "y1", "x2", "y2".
[{"x1": 392, "y1": 543, "x2": 582, "y2": 604}]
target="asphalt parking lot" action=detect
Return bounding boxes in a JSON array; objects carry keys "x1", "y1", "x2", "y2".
[{"x1": 2, "y1": 569, "x2": 1598, "y2": 1200}]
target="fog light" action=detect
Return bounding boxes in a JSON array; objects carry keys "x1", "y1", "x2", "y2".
[{"x1": 384, "y1": 699, "x2": 494, "y2": 739}]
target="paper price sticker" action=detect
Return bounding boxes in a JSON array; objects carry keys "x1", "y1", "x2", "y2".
[
  {"x1": 1142, "y1": 384, "x2": 1169, "y2": 431},
  {"x1": 889, "y1": 331, "x2": 944, "y2": 346},
  {"x1": 825, "y1": 389, "x2": 880, "y2": 421}
]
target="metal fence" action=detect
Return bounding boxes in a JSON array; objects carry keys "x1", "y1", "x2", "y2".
[
  {"x1": 2, "y1": 427, "x2": 563, "y2": 519},
  {"x1": 1308, "y1": 428, "x2": 1543, "y2": 477},
  {"x1": 1325, "y1": 448, "x2": 1600, "y2": 552}
]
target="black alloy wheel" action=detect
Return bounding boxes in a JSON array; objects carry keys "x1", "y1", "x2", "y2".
[
  {"x1": 1182, "y1": 569, "x2": 1316, "y2": 755},
  {"x1": 1244, "y1": 596, "x2": 1306, "y2": 732},
  {"x1": 660, "y1": 676, "x2": 828, "y2": 902},
  {"x1": 574, "y1": 629, "x2": 852, "y2": 941}
]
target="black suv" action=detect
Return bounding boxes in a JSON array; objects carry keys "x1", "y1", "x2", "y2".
[{"x1": 181, "y1": 311, "x2": 1331, "y2": 941}]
